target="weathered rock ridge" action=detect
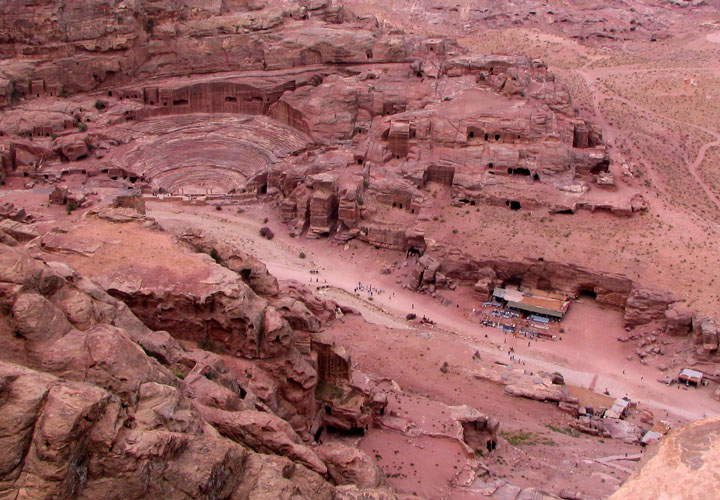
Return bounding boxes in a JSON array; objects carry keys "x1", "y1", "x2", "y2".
[
  {"x1": 0, "y1": 239, "x2": 403, "y2": 499},
  {"x1": 609, "y1": 417, "x2": 720, "y2": 500}
]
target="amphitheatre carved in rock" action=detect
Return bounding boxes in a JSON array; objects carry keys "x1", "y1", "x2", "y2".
[{"x1": 1, "y1": 0, "x2": 720, "y2": 499}]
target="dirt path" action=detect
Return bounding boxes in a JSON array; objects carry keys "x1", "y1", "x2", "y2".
[
  {"x1": 150, "y1": 202, "x2": 719, "y2": 421},
  {"x1": 688, "y1": 140, "x2": 720, "y2": 201},
  {"x1": 576, "y1": 64, "x2": 720, "y2": 213}
]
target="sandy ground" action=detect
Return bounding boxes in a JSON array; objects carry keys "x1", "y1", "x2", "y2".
[
  {"x1": 150, "y1": 201, "x2": 718, "y2": 421},
  {"x1": 148, "y1": 200, "x2": 719, "y2": 499}
]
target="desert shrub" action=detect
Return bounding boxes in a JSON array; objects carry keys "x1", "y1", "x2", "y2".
[
  {"x1": 259, "y1": 227, "x2": 274, "y2": 240},
  {"x1": 198, "y1": 338, "x2": 224, "y2": 354}
]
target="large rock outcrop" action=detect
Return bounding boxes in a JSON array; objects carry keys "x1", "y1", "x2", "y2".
[
  {"x1": 609, "y1": 417, "x2": 720, "y2": 500},
  {"x1": 0, "y1": 243, "x2": 396, "y2": 499}
]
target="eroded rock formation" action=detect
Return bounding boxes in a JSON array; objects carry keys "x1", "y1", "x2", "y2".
[
  {"x1": 609, "y1": 417, "x2": 720, "y2": 500},
  {"x1": 0, "y1": 239, "x2": 407, "y2": 499}
]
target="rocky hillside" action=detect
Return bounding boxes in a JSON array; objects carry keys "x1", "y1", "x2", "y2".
[
  {"x1": 0, "y1": 241, "x2": 409, "y2": 499},
  {"x1": 610, "y1": 417, "x2": 720, "y2": 500}
]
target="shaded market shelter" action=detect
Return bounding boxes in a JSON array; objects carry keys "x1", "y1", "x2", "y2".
[{"x1": 493, "y1": 286, "x2": 570, "y2": 319}]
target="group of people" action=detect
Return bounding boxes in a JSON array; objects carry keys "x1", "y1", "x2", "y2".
[{"x1": 354, "y1": 281, "x2": 388, "y2": 298}]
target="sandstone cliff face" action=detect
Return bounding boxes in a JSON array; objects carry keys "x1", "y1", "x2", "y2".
[
  {"x1": 35, "y1": 208, "x2": 374, "y2": 439},
  {"x1": 402, "y1": 241, "x2": 689, "y2": 330},
  {"x1": 0, "y1": 243, "x2": 400, "y2": 499},
  {"x1": 609, "y1": 417, "x2": 720, "y2": 500},
  {"x1": 623, "y1": 286, "x2": 676, "y2": 327},
  {"x1": 0, "y1": 0, "x2": 400, "y2": 98}
]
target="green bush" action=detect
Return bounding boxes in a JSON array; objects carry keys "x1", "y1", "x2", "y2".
[
  {"x1": 66, "y1": 201, "x2": 77, "y2": 215},
  {"x1": 299, "y1": 252, "x2": 306, "y2": 259},
  {"x1": 198, "y1": 338, "x2": 224, "y2": 354}
]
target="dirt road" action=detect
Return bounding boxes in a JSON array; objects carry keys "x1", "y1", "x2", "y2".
[{"x1": 150, "y1": 202, "x2": 718, "y2": 421}]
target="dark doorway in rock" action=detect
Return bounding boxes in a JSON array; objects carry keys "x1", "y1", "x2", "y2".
[
  {"x1": 509, "y1": 201, "x2": 521, "y2": 210},
  {"x1": 502, "y1": 277, "x2": 522, "y2": 288},
  {"x1": 590, "y1": 160, "x2": 610, "y2": 175},
  {"x1": 579, "y1": 289, "x2": 597, "y2": 300},
  {"x1": 407, "y1": 247, "x2": 422, "y2": 257}
]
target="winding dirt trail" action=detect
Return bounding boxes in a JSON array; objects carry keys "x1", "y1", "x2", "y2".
[
  {"x1": 576, "y1": 63, "x2": 720, "y2": 213},
  {"x1": 688, "y1": 139, "x2": 720, "y2": 201}
]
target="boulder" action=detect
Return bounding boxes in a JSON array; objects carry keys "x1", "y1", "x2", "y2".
[
  {"x1": 49, "y1": 186, "x2": 68, "y2": 205},
  {"x1": 198, "y1": 406, "x2": 327, "y2": 475},
  {"x1": 54, "y1": 134, "x2": 89, "y2": 161},
  {"x1": 602, "y1": 418, "x2": 642, "y2": 443},
  {"x1": 610, "y1": 418, "x2": 720, "y2": 500},
  {"x1": 316, "y1": 441, "x2": 385, "y2": 488},
  {"x1": 624, "y1": 286, "x2": 675, "y2": 327},
  {"x1": 665, "y1": 303, "x2": 693, "y2": 336}
]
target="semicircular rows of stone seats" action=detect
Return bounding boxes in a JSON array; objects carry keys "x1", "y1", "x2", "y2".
[{"x1": 118, "y1": 113, "x2": 310, "y2": 194}]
